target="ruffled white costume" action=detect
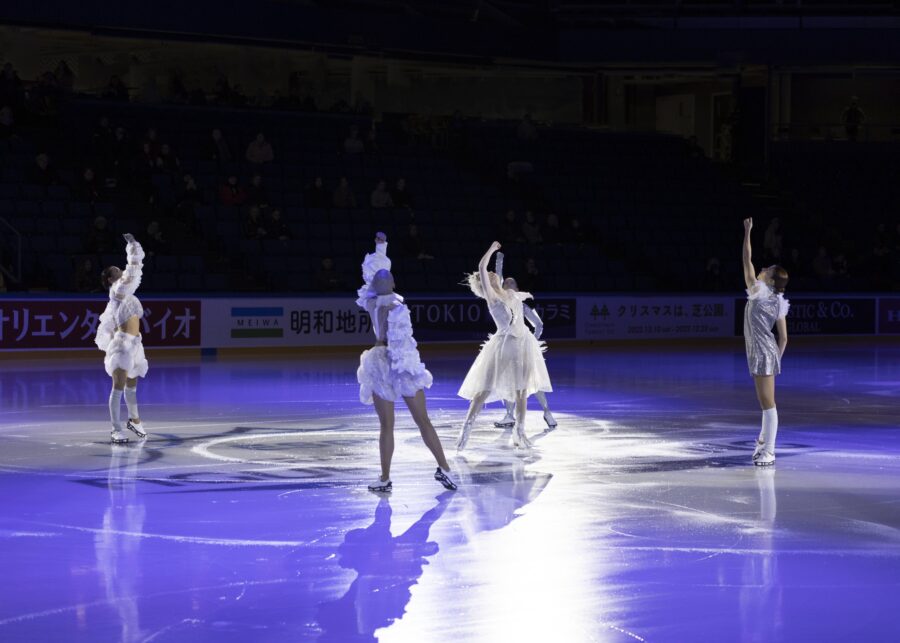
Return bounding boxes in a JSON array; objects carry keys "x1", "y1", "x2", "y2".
[
  {"x1": 458, "y1": 288, "x2": 552, "y2": 404},
  {"x1": 356, "y1": 241, "x2": 432, "y2": 404},
  {"x1": 95, "y1": 240, "x2": 149, "y2": 379},
  {"x1": 744, "y1": 280, "x2": 790, "y2": 377}
]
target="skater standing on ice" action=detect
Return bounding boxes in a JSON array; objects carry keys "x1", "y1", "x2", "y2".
[
  {"x1": 356, "y1": 232, "x2": 457, "y2": 493},
  {"x1": 95, "y1": 234, "x2": 149, "y2": 444},
  {"x1": 742, "y1": 218, "x2": 790, "y2": 466},
  {"x1": 492, "y1": 251, "x2": 557, "y2": 431},
  {"x1": 456, "y1": 241, "x2": 552, "y2": 451}
]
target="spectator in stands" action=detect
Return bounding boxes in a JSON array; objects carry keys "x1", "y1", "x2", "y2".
[
  {"x1": 833, "y1": 252, "x2": 850, "y2": 285},
  {"x1": 109, "y1": 125, "x2": 131, "y2": 167},
  {"x1": 305, "y1": 176, "x2": 330, "y2": 209},
  {"x1": 159, "y1": 143, "x2": 181, "y2": 174},
  {"x1": 704, "y1": 257, "x2": 725, "y2": 291},
  {"x1": 268, "y1": 208, "x2": 293, "y2": 241},
  {"x1": 404, "y1": 224, "x2": 434, "y2": 260},
  {"x1": 168, "y1": 69, "x2": 189, "y2": 103},
  {"x1": 343, "y1": 126, "x2": 364, "y2": 155},
  {"x1": 842, "y1": 96, "x2": 865, "y2": 141},
  {"x1": 521, "y1": 211, "x2": 543, "y2": 245},
  {"x1": 246, "y1": 173, "x2": 269, "y2": 208},
  {"x1": 0, "y1": 63, "x2": 24, "y2": 108},
  {"x1": 333, "y1": 177, "x2": 357, "y2": 209},
  {"x1": 78, "y1": 167, "x2": 103, "y2": 202},
  {"x1": 812, "y1": 246, "x2": 834, "y2": 282},
  {"x1": 364, "y1": 125, "x2": 378, "y2": 154},
  {"x1": 0, "y1": 106, "x2": 16, "y2": 140},
  {"x1": 103, "y1": 75, "x2": 129, "y2": 101},
  {"x1": 370, "y1": 180, "x2": 394, "y2": 209},
  {"x1": 210, "y1": 128, "x2": 232, "y2": 162},
  {"x1": 175, "y1": 174, "x2": 202, "y2": 228},
  {"x1": 73, "y1": 258, "x2": 97, "y2": 293},
  {"x1": 544, "y1": 213, "x2": 562, "y2": 245},
  {"x1": 28, "y1": 153, "x2": 61, "y2": 187},
  {"x1": 566, "y1": 217, "x2": 593, "y2": 246},
  {"x1": 763, "y1": 218, "x2": 783, "y2": 261},
  {"x1": 243, "y1": 206, "x2": 269, "y2": 240},
  {"x1": 85, "y1": 215, "x2": 114, "y2": 254},
  {"x1": 145, "y1": 221, "x2": 168, "y2": 256},
  {"x1": 219, "y1": 175, "x2": 247, "y2": 206},
  {"x1": 315, "y1": 257, "x2": 343, "y2": 291},
  {"x1": 54, "y1": 61, "x2": 75, "y2": 93},
  {"x1": 518, "y1": 257, "x2": 542, "y2": 292},
  {"x1": 391, "y1": 177, "x2": 413, "y2": 209},
  {"x1": 246, "y1": 132, "x2": 274, "y2": 165},
  {"x1": 517, "y1": 113, "x2": 538, "y2": 142},
  {"x1": 499, "y1": 210, "x2": 523, "y2": 245},
  {"x1": 135, "y1": 141, "x2": 162, "y2": 183}
]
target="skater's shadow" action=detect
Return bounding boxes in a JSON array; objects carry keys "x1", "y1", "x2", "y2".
[{"x1": 315, "y1": 492, "x2": 455, "y2": 642}]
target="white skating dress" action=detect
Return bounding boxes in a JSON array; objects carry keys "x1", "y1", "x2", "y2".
[
  {"x1": 356, "y1": 242, "x2": 433, "y2": 404},
  {"x1": 744, "y1": 280, "x2": 790, "y2": 377},
  {"x1": 95, "y1": 240, "x2": 149, "y2": 379},
  {"x1": 458, "y1": 291, "x2": 552, "y2": 404}
]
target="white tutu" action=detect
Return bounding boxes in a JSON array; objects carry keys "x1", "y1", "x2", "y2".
[
  {"x1": 104, "y1": 331, "x2": 149, "y2": 379},
  {"x1": 357, "y1": 303, "x2": 432, "y2": 404},
  {"x1": 458, "y1": 331, "x2": 551, "y2": 404}
]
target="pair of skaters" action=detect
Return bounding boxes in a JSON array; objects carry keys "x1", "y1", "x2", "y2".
[
  {"x1": 355, "y1": 235, "x2": 554, "y2": 493},
  {"x1": 95, "y1": 218, "x2": 787, "y2": 492}
]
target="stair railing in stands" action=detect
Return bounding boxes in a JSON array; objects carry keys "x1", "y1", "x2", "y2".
[{"x1": 0, "y1": 217, "x2": 23, "y2": 285}]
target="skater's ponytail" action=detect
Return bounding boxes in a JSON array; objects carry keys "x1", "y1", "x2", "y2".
[
  {"x1": 772, "y1": 265, "x2": 789, "y2": 294},
  {"x1": 100, "y1": 266, "x2": 122, "y2": 290}
]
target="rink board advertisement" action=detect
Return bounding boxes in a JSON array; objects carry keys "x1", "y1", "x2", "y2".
[
  {"x1": 878, "y1": 298, "x2": 900, "y2": 334},
  {"x1": 732, "y1": 296, "x2": 878, "y2": 336},
  {"x1": 201, "y1": 297, "x2": 578, "y2": 348},
  {"x1": 0, "y1": 299, "x2": 202, "y2": 350},
  {"x1": 577, "y1": 296, "x2": 734, "y2": 340}
]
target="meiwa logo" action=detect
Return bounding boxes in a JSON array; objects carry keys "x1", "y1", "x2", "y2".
[{"x1": 230, "y1": 307, "x2": 284, "y2": 339}]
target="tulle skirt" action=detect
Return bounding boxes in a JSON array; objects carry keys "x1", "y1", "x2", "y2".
[
  {"x1": 458, "y1": 331, "x2": 552, "y2": 404},
  {"x1": 104, "y1": 331, "x2": 149, "y2": 379},
  {"x1": 357, "y1": 346, "x2": 433, "y2": 404}
]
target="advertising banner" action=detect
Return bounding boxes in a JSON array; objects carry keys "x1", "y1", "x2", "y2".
[
  {"x1": 202, "y1": 297, "x2": 577, "y2": 348},
  {"x1": 578, "y1": 296, "x2": 734, "y2": 340},
  {"x1": 878, "y1": 298, "x2": 900, "y2": 335},
  {"x1": 733, "y1": 296, "x2": 877, "y2": 336},
  {"x1": 0, "y1": 299, "x2": 201, "y2": 350}
]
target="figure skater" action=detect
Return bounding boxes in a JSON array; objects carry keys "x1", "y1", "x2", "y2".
[
  {"x1": 742, "y1": 218, "x2": 790, "y2": 466},
  {"x1": 356, "y1": 232, "x2": 457, "y2": 492},
  {"x1": 95, "y1": 234, "x2": 149, "y2": 444},
  {"x1": 456, "y1": 241, "x2": 552, "y2": 451},
  {"x1": 492, "y1": 251, "x2": 557, "y2": 430}
]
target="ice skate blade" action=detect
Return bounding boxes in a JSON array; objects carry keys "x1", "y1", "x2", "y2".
[
  {"x1": 494, "y1": 420, "x2": 515, "y2": 428},
  {"x1": 367, "y1": 481, "x2": 393, "y2": 493},
  {"x1": 110, "y1": 436, "x2": 129, "y2": 444},
  {"x1": 753, "y1": 459, "x2": 775, "y2": 467}
]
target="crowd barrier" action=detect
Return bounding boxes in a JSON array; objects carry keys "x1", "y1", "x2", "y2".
[{"x1": 1, "y1": 294, "x2": 897, "y2": 352}]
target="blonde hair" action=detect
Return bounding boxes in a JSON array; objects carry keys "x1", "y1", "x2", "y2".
[{"x1": 464, "y1": 271, "x2": 502, "y2": 300}]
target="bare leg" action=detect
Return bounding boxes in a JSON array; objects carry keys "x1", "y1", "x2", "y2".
[
  {"x1": 753, "y1": 375, "x2": 776, "y2": 410},
  {"x1": 403, "y1": 390, "x2": 450, "y2": 470},
  {"x1": 457, "y1": 390, "x2": 489, "y2": 450},
  {"x1": 534, "y1": 391, "x2": 550, "y2": 412},
  {"x1": 112, "y1": 369, "x2": 127, "y2": 391},
  {"x1": 373, "y1": 395, "x2": 395, "y2": 481},
  {"x1": 513, "y1": 390, "x2": 531, "y2": 448}
]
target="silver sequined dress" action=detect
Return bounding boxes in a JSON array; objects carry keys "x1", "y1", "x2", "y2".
[{"x1": 743, "y1": 281, "x2": 790, "y2": 376}]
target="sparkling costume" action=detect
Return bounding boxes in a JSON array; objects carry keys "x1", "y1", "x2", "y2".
[
  {"x1": 744, "y1": 280, "x2": 790, "y2": 377},
  {"x1": 458, "y1": 282, "x2": 552, "y2": 404},
  {"x1": 355, "y1": 242, "x2": 433, "y2": 404},
  {"x1": 95, "y1": 240, "x2": 148, "y2": 379}
]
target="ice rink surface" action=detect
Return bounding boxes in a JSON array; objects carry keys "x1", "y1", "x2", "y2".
[{"x1": 1, "y1": 340, "x2": 898, "y2": 642}]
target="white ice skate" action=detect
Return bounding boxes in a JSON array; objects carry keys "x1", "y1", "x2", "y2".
[
  {"x1": 126, "y1": 419, "x2": 147, "y2": 439},
  {"x1": 752, "y1": 441, "x2": 775, "y2": 467},
  {"x1": 543, "y1": 410, "x2": 558, "y2": 429},
  {"x1": 494, "y1": 413, "x2": 515, "y2": 428},
  {"x1": 456, "y1": 420, "x2": 474, "y2": 451},
  {"x1": 434, "y1": 467, "x2": 458, "y2": 490},
  {"x1": 110, "y1": 428, "x2": 129, "y2": 444},
  {"x1": 512, "y1": 423, "x2": 532, "y2": 449},
  {"x1": 752, "y1": 408, "x2": 778, "y2": 467},
  {"x1": 367, "y1": 478, "x2": 392, "y2": 493}
]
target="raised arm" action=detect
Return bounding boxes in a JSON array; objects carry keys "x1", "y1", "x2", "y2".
[
  {"x1": 356, "y1": 231, "x2": 392, "y2": 309},
  {"x1": 111, "y1": 234, "x2": 144, "y2": 300},
  {"x1": 522, "y1": 304, "x2": 544, "y2": 340},
  {"x1": 742, "y1": 218, "x2": 756, "y2": 290},
  {"x1": 495, "y1": 251, "x2": 504, "y2": 280},
  {"x1": 478, "y1": 241, "x2": 501, "y2": 305}
]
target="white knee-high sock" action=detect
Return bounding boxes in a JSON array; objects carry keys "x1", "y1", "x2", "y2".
[
  {"x1": 109, "y1": 388, "x2": 124, "y2": 429},
  {"x1": 534, "y1": 391, "x2": 549, "y2": 412},
  {"x1": 761, "y1": 407, "x2": 778, "y2": 453},
  {"x1": 124, "y1": 386, "x2": 139, "y2": 421}
]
